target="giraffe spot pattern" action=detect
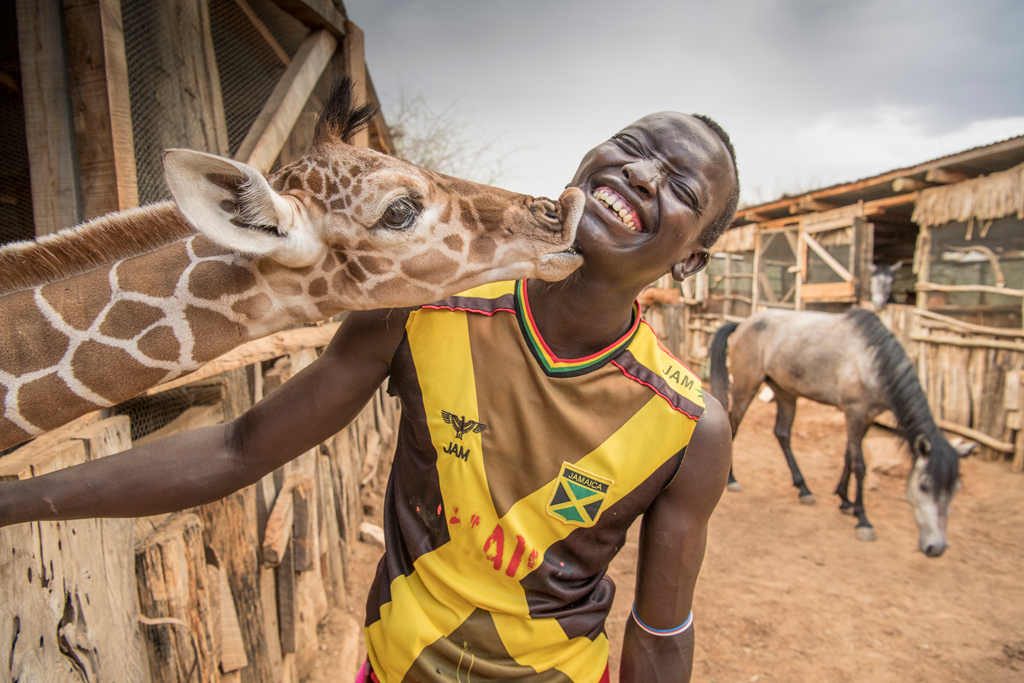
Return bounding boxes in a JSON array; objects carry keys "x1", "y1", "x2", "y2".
[
  {"x1": 400, "y1": 250, "x2": 460, "y2": 285},
  {"x1": 308, "y1": 277, "x2": 328, "y2": 298},
  {"x1": 321, "y1": 251, "x2": 339, "y2": 272},
  {"x1": 72, "y1": 340, "x2": 169, "y2": 404},
  {"x1": 231, "y1": 293, "x2": 273, "y2": 320},
  {"x1": 307, "y1": 168, "x2": 324, "y2": 195},
  {"x1": 185, "y1": 306, "x2": 246, "y2": 363},
  {"x1": 357, "y1": 254, "x2": 394, "y2": 276},
  {"x1": 0, "y1": 291, "x2": 71, "y2": 375},
  {"x1": 119, "y1": 242, "x2": 191, "y2": 298},
  {"x1": 191, "y1": 237, "x2": 234, "y2": 259},
  {"x1": 137, "y1": 326, "x2": 181, "y2": 363},
  {"x1": 443, "y1": 234, "x2": 464, "y2": 252},
  {"x1": 469, "y1": 235, "x2": 497, "y2": 264},
  {"x1": 99, "y1": 300, "x2": 165, "y2": 340},
  {"x1": 40, "y1": 271, "x2": 112, "y2": 331},
  {"x1": 19, "y1": 372, "x2": 103, "y2": 432},
  {"x1": 188, "y1": 261, "x2": 259, "y2": 300}
]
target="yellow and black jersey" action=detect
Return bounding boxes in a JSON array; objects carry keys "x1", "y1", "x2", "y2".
[{"x1": 365, "y1": 280, "x2": 705, "y2": 683}]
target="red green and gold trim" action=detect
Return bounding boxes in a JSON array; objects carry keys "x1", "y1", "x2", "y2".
[{"x1": 514, "y1": 279, "x2": 641, "y2": 378}]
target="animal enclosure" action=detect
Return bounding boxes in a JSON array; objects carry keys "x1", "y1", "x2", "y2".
[
  {"x1": 0, "y1": 1, "x2": 398, "y2": 681},
  {"x1": 641, "y1": 136, "x2": 1024, "y2": 471}
]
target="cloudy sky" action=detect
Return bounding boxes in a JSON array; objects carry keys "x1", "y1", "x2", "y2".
[{"x1": 344, "y1": 0, "x2": 1024, "y2": 206}]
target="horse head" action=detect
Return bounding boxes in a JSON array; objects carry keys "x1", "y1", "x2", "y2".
[
  {"x1": 905, "y1": 433, "x2": 976, "y2": 557},
  {"x1": 869, "y1": 261, "x2": 903, "y2": 311}
]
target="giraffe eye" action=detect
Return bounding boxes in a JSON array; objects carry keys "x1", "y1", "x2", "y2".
[{"x1": 378, "y1": 197, "x2": 420, "y2": 230}]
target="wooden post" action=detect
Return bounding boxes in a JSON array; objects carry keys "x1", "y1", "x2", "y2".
[
  {"x1": 915, "y1": 224, "x2": 932, "y2": 310},
  {"x1": 136, "y1": 513, "x2": 219, "y2": 683},
  {"x1": 16, "y1": 0, "x2": 83, "y2": 235},
  {"x1": 750, "y1": 229, "x2": 762, "y2": 313},
  {"x1": 234, "y1": 29, "x2": 337, "y2": 173},
  {"x1": 722, "y1": 253, "x2": 733, "y2": 317},
  {"x1": 342, "y1": 20, "x2": 369, "y2": 148},
  {"x1": 63, "y1": 0, "x2": 139, "y2": 219},
  {"x1": 0, "y1": 416, "x2": 146, "y2": 681}
]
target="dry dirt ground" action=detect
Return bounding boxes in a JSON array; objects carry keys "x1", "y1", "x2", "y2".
[{"x1": 311, "y1": 397, "x2": 1024, "y2": 683}]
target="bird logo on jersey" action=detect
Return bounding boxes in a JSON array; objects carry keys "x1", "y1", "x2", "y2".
[
  {"x1": 442, "y1": 410, "x2": 487, "y2": 440},
  {"x1": 547, "y1": 463, "x2": 614, "y2": 528}
]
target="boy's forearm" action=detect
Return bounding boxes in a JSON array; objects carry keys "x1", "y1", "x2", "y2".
[
  {"x1": 0, "y1": 422, "x2": 248, "y2": 528},
  {"x1": 619, "y1": 620, "x2": 694, "y2": 683}
]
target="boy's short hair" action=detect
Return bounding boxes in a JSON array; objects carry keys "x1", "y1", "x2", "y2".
[{"x1": 691, "y1": 114, "x2": 739, "y2": 248}]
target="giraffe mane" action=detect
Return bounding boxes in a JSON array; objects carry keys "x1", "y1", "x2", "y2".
[
  {"x1": 0, "y1": 201, "x2": 196, "y2": 296},
  {"x1": 313, "y1": 76, "x2": 379, "y2": 147}
]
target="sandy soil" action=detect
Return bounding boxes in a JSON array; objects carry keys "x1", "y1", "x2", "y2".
[{"x1": 311, "y1": 398, "x2": 1024, "y2": 682}]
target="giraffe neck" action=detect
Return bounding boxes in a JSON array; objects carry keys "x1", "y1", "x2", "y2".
[{"x1": 0, "y1": 203, "x2": 344, "y2": 449}]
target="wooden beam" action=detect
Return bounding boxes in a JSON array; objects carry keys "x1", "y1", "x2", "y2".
[
  {"x1": 910, "y1": 332, "x2": 1024, "y2": 353},
  {"x1": 801, "y1": 281, "x2": 856, "y2": 301},
  {"x1": 262, "y1": 475, "x2": 299, "y2": 567},
  {"x1": 915, "y1": 282, "x2": 1024, "y2": 298},
  {"x1": 17, "y1": 0, "x2": 83, "y2": 235},
  {"x1": 789, "y1": 197, "x2": 837, "y2": 215},
  {"x1": 268, "y1": 0, "x2": 346, "y2": 38},
  {"x1": 63, "y1": 0, "x2": 139, "y2": 218},
  {"x1": 365, "y1": 70, "x2": 395, "y2": 154},
  {"x1": 891, "y1": 177, "x2": 932, "y2": 193},
  {"x1": 291, "y1": 478, "x2": 316, "y2": 572},
  {"x1": 874, "y1": 411, "x2": 1014, "y2": 454},
  {"x1": 233, "y1": 0, "x2": 291, "y2": 64},
  {"x1": 342, "y1": 20, "x2": 369, "y2": 148},
  {"x1": 925, "y1": 168, "x2": 976, "y2": 184},
  {"x1": 913, "y1": 308, "x2": 1024, "y2": 338},
  {"x1": 149, "y1": 322, "x2": 340, "y2": 395},
  {"x1": 803, "y1": 231, "x2": 853, "y2": 282},
  {"x1": 235, "y1": 29, "x2": 337, "y2": 173}
]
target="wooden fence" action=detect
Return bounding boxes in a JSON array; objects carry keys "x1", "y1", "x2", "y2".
[{"x1": 1, "y1": 322, "x2": 393, "y2": 682}]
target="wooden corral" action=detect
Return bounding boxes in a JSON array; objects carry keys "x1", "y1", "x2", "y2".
[
  {"x1": 641, "y1": 135, "x2": 1024, "y2": 471},
  {"x1": 1, "y1": 1, "x2": 399, "y2": 681}
]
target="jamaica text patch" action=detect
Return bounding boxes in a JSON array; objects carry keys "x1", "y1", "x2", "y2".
[{"x1": 546, "y1": 463, "x2": 614, "y2": 528}]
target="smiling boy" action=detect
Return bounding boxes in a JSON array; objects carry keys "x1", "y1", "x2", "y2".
[{"x1": 0, "y1": 112, "x2": 739, "y2": 683}]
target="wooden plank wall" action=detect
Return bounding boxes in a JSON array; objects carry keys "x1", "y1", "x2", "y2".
[{"x1": 1, "y1": 352, "x2": 398, "y2": 683}]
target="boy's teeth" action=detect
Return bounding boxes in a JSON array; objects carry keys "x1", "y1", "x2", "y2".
[{"x1": 593, "y1": 187, "x2": 640, "y2": 232}]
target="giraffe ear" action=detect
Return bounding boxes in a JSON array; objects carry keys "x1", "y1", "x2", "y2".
[{"x1": 162, "y1": 149, "x2": 324, "y2": 267}]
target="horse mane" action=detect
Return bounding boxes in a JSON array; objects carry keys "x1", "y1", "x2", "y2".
[
  {"x1": 0, "y1": 201, "x2": 195, "y2": 296},
  {"x1": 846, "y1": 308, "x2": 959, "y2": 495}
]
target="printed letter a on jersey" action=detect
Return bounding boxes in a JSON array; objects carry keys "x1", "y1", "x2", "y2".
[{"x1": 547, "y1": 463, "x2": 614, "y2": 528}]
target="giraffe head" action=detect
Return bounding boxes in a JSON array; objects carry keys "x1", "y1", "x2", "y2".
[{"x1": 163, "y1": 80, "x2": 583, "y2": 312}]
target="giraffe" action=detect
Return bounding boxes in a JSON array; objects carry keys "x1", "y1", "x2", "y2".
[{"x1": 0, "y1": 79, "x2": 584, "y2": 451}]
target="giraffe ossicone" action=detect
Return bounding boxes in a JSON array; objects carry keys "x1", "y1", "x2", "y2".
[{"x1": 0, "y1": 79, "x2": 584, "y2": 450}]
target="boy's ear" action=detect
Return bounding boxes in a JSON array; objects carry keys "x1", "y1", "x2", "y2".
[
  {"x1": 671, "y1": 250, "x2": 710, "y2": 282},
  {"x1": 162, "y1": 149, "x2": 323, "y2": 267}
]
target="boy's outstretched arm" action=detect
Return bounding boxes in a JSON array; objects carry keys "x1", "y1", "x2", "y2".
[
  {"x1": 0, "y1": 309, "x2": 410, "y2": 528},
  {"x1": 620, "y1": 395, "x2": 732, "y2": 683}
]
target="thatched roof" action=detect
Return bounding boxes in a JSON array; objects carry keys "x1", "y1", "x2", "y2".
[{"x1": 913, "y1": 162, "x2": 1024, "y2": 228}]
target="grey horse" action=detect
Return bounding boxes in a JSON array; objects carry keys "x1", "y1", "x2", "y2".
[{"x1": 709, "y1": 308, "x2": 974, "y2": 556}]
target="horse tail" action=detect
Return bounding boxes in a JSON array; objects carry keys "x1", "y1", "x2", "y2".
[{"x1": 709, "y1": 321, "x2": 739, "y2": 406}]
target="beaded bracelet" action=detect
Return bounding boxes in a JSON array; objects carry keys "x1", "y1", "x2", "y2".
[{"x1": 630, "y1": 603, "x2": 693, "y2": 637}]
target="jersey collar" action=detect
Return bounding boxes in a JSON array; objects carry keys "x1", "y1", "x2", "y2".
[{"x1": 514, "y1": 279, "x2": 641, "y2": 378}]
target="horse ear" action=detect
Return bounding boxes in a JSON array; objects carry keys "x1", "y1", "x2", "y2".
[
  {"x1": 870, "y1": 263, "x2": 877, "y2": 274},
  {"x1": 892, "y1": 260, "x2": 905, "y2": 270},
  {"x1": 914, "y1": 434, "x2": 932, "y2": 456}
]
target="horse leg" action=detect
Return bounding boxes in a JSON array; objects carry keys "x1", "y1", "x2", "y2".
[
  {"x1": 769, "y1": 385, "x2": 815, "y2": 504},
  {"x1": 837, "y1": 410, "x2": 876, "y2": 541},
  {"x1": 725, "y1": 370, "x2": 764, "y2": 494}
]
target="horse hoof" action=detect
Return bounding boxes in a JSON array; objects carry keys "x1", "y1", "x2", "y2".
[
  {"x1": 799, "y1": 494, "x2": 816, "y2": 505},
  {"x1": 727, "y1": 482, "x2": 743, "y2": 493},
  {"x1": 855, "y1": 526, "x2": 877, "y2": 542},
  {"x1": 839, "y1": 505, "x2": 854, "y2": 516}
]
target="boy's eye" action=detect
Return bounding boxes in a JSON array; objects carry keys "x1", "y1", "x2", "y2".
[{"x1": 613, "y1": 134, "x2": 645, "y2": 156}]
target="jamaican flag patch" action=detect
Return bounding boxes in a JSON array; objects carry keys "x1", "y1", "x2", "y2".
[{"x1": 546, "y1": 463, "x2": 614, "y2": 528}]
